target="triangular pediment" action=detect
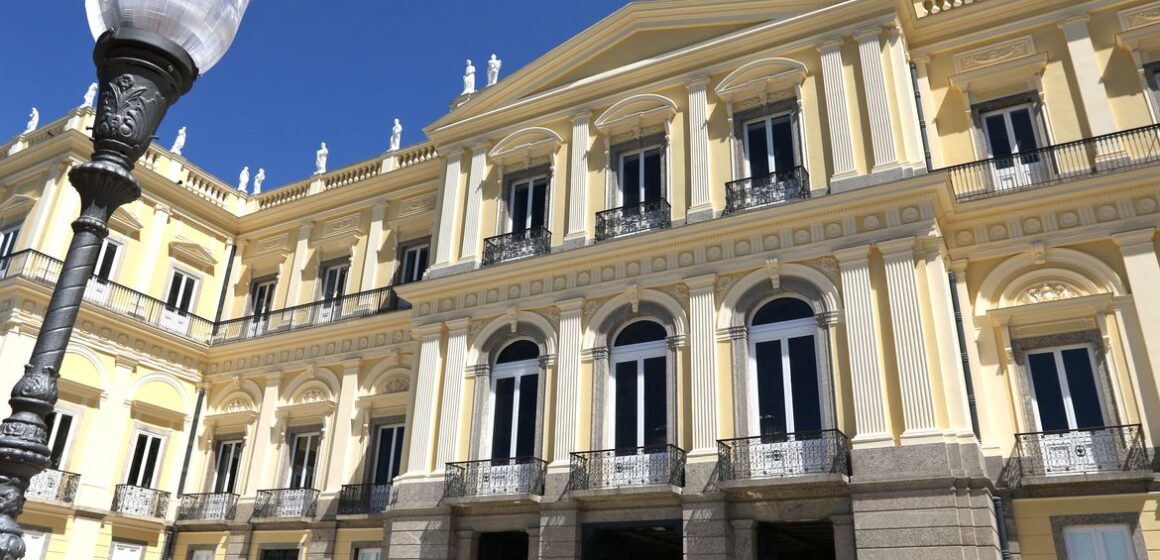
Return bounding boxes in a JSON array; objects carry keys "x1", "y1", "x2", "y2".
[
  {"x1": 0, "y1": 193, "x2": 36, "y2": 221},
  {"x1": 169, "y1": 238, "x2": 218, "y2": 272},
  {"x1": 109, "y1": 207, "x2": 145, "y2": 239}
]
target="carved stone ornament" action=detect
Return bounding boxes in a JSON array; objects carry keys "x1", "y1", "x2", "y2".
[
  {"x1": 296, "y1": 388, "x2": 327, "y2": 404},
  {"x1": 1019, "y1": 281, "x2": 1081, "y2": 304},
  {"x1": 1121, "y1": 3, "x2": 1160, "y2": 29},
  {"x1": 384, "y1": 376, "x2": 409, "y2": 394},
  {"x1": 954, "y1": 37, "x2": 1036, "y2": 72},
  {"x1": 223, "y1": 399, "x2": 250, "y2": 413}
]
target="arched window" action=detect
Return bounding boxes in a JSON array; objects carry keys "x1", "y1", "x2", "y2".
[
  {"x1": 748, "y1": 297, "x2": 821, "y2": 436},
  {"x1": 489, "y1": 340, "x2": 540, "y2": 460},
  {"x1": 610, "y1": 320, "x2": 668, "y2": 450}
]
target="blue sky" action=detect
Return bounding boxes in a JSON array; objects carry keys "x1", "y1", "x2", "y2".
[{"x1": 0, "y1": 1, "x2": 628, "y2": 190}]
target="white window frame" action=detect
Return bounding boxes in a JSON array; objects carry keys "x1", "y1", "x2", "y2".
[
  {"x1": 1026, "y1": 343, "x2": 1107, "y2": 432},
  {"x1": 249, "y1": 278, "x2": 277, "y2": 316},
  {"x1": 318, "y1": 261, "x2": 349, "y2": 301},
  {"x1": 1063, "y1": 524, "x2": 1136, "y2": 560},
  {"x1": 505, "y1": 175, "x2": 549, "y2": 233},
  {"x1": 189, "y1": 549, "x2": 215, "y2": 560},
  {"x1": 354, "y1": 548, "x2": 382, "y2": 560},
  {"x1": 746, "y1": 310, "x2": 820, "y2": 436},
  {"x1": 21, "y1": 528, "x2": 49, "y2": 560},
  {"x1": 607, "y1": 326, "x2": 668, "y2": 449},
  {"x1": 487, "y1": 355, "x2": 540, "y2": 459},
  {"x1": 93, "y1": 237, "x2": 124, "y2": 283},
  {"x1": 125, "y1": 429, "x2": 166, "y2": 488},
  {"x1": 110, "y1": 541, "x2": 146, "y2": 560},
  {"x1": 616, "y1": 144, "x2": 665, "y2": 207},
  {"x1": 370, "y1": 423, "x2": 405, "y2": 485},
  {"x1": 0, "y1": 225, "x2": 20, "y2": 258},
  {"x1": 979, "y1": 102, "x2": 1045, "y2": 160},
  {"x1": 45, "y1": 406, "x2": 80, "y2": 470},
  {"x1": 212, "y1": 439, "x2": 245, "y2": 494},
  {"x1": 286, "y1": 431, "x2": 322, "y2": 489},
  {"x1": 741, "y1": 110, "x2": 797, "y2": 179},
  {"x1": 164, "y1": 266, "x2": 201, "y2": 314}
]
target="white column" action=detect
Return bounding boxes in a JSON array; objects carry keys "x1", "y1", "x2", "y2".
[
  {"x1": 912, "y1": 55, "x2": 944, "y2": 168},
  {"x1": 459, "y1": 144, "x2": 489, "y2": 263},
  {"x1": 552, "y1": 298, "x2": 584, "y2": 465},
  {"x1": 879, "y1": 238, "x2": 939, "y2": 440},
  {"x1": 834, "y1": 246, "x2": 891, "y2": 445},
  {"x1": 1114, "y1": 229, "x2": 1160, "y2": 390},
  {"x1": 403, "y1": 324, "x2": 444, "y2": 477},
  {"x1": 432, "y1": 149, "x2": 465, "y2": 268},
  {"x1": 359, "y1": 199, "x2": 388, "y2": 291},
  {"x1": 243, "y1": 375, "x2": 281, "y2": 494},
  {"x1": 435, "y1": 318, "x2": 470, "y2": 470},
  {"x1": 566, "y1": 112, "x2": 590, "y2": 246},
  {"x1": 921, "y1": 239, "x2": 974, "y2": 439},
  {"x1": 686, "y1": 274, "x2": 719, "y2": 454},
  {"x1": 687, "y1": 77, "x2": 713, "y2": 221},
  {"x1": 1060, "y1": 15, "x2": 1119, "y2": 138},
  {"x1": 284, "y1": 222, "x2": 313, "y2": 307},
  {"x1": 817, "y1": 39, "x2": 858, "y2": 181},
  {"x1": 134, "y1": 202, "x2": 171, "y2": 291},
  {"x1": 323, "y1": 360, "x2": 360, "y2": 490},
  {"x1": 854, "y1": 27, "x2": 900, "y2": 173},
  {"x1": 884, "y1": 25, "x2": 923, "y2": 171}
]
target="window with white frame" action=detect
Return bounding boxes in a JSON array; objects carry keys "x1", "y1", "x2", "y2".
[
  {"x1": 398, "y1": 242, "x2": 429, "y2": 285},
  {"x1": 287, "y1": 431, "x2": 321, "y2": 489},
  {"x1": 354, "y1": 548, "x2": 382, "y2": 560},
  {"x1": 504, "y1": 175, "x2": 549, "y2": 234},
  {"x1": 610, "y1": 321, "x2": 669, "y2": 450},
  {"x1": 617, "y1": 145, "x2": 663, "y2": 208},
  {"x1": 1144, "y1": 61, "x2": 1160, "y2": 121},
  {"x1": 213, "y1": 439, "x2": 244, "y2": 493},
  {"x1": 1064, "y1": 525, "x2": 1136, "y2": 560},
  {"x1": 45, "y1": 410, "x2": 76, "y2": 469},
  {"x1": 165, "y1": 269, "x2": 198, "y2": 315},
  {"x1": 973, "y1": 94, "x2": 1049, "y2": 191},
  {"x1": 189, "y1": 549, "x2": 215, "y2": 560},
  {"x1": 371, "y1": 424, "x2": 404, "y2": 485},
  {"x1": 260, "y1": 550, "x2": 299, "y2": 560},
  {"x1": 748, "y1": 298, "x2": 822, "y2": 436},
  {"x1": 250, "y1": 278, "x2": 276, "y2": 317},
  {"x1": 489, "y1": 341, "x2": 540, "y2": 460},
  {"x1": 1027, "y1": 344, "x2": 1106, "y2": 433},
  {"x1": 126, "y1": 431, "x2": 164, "y2": 488},
  {"x1": 21, "y1": 529, "x2": 48, "y2": 560},
  {"x1": 0, "y1": 225, "x2": 20, "y2": 274},
  {"x1": 742, "y1": 112, "x2": 799, "y2": 181},
  {"x1": 110, "y1": 542, "x2": 145, "y2": 560}
]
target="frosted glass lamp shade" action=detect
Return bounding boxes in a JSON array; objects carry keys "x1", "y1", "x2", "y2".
[{"x1": 85, "y1": 0, "x2": 251, "y2": 74}]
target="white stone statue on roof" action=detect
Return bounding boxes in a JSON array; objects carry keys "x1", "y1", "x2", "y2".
[
  {"x1": 315, "y1": 142, "x2": 328, "y2": 175},
  {"x1": 254, "y1": 168, "x2": 266, "y2": 193},
  {"x1": 463, "y1": 59, "x2": 476, "y2": 95},
  {"x1": 238, "y1": 166, "x2": 250, "y2": 192},
  {"x1": 83, "y1": 83, "x2": 98, "y2": 107},
  {"x1": 487, "y1": 54, "x2": 502, "y2": 87},
  {"x1": 390, "y1": 118, "x2": 402, "y2": 152},
  {"x1": 171, "y1": 127, "x2": 187, "y2": 155},
  {"x1": 24, "y1": 108, "x2": 38, "y2": 134}
]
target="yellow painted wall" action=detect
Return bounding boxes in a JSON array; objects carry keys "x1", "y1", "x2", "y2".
[{"x1": 1014, "y1": 494, "x2": 1160, "y2": 559}]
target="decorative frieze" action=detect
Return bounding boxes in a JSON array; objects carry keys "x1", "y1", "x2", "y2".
[{"x1": 953, "y1": 36, "x2": 1036, "y2": 71}]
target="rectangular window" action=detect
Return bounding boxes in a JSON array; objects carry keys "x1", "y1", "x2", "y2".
[
  {"x1": 260, "y1": 551, "x2": 299, "y2": 560},
  {"x1": 250, "y1": 279, "x2": 276, "y2": 317},
  {"x1": 507, "y1": 176, "x2": 548, "y2": 232},
  {"x1": 45, "y1": 411, "x2": 75, "y2": 469},
  {"x1": 399, "y1": 244, "x2": 429, "y2": 285},
  {"x1": 618, "y1": 147, "x2": 663, "y2": 207},
  {"x1": 21, "y1": 529, "x2": 48, "y2": 560},
  {"x1": 288, "y1": 432, "x2": 321, "y2": 489},
  {"x1": 126, "y1": 432, "x2": 164, "y2": 488},
  {"x1": 355, "y1": 548, "x2": 382, "y2": 560},
  {"x1": 189, "y1": 550, "x2": 215, "y2": 560},
  {"x1": 1064, "y1": 525, "x2": 1136, "y2": 560},
  {"x1": 165, "y1": 270, "x2": 198, "y2": 314},
  {"x1": 109, "y1": 541, "x2": 145, "y2": 560},
  {"x1": 320, "y1": 262, "x2": 349, "y2": 301},
  {"x1": 94, "y1": 239, "x2": 122, "y2": 283},
  {"x1": 372, "y1": 424, "x2": 404, "y2": 485},
  {"x1": 1028, "y1": 346, "x2": 1104, "y2": 431},
  {"x1": 0, "y1": 226, "x2": 19, "y2": 258},
  {"x1": 213, "y1": 439, "x2": 244, "y2": 493},
  {"x1": 743, "y1": 114, "x2": 797, "y2": 179}
]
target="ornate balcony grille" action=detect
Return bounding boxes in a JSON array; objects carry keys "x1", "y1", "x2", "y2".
[
  {"x1": 569, "y1": 445, "x2": 686, "y2": 490},
  {"x1": 252, "y1": 488, "x2": 319, "y2": 519},
  {"x1": 723, "y1": 167, "x2": 810, "y2": 215},
  {"x1": 482, "y1": 227, "x2": 552, "y2": 266},
  {"x1": 1014, "y1": 424, "x2": 1150, "y2": 478},
  {"x1": 594, "y1": 200, "x2": 671, "y2": 242},
  {"x1": 111, "y1": 484, "x2": 170, "y2": 519},
  {"x1": 443, "y1": 458, "x2": 547, "y2": 499},
  {"x1": 947, "y1": 123, "x2": 1160, "y2": 201},
  {"x1": 26, "y1": 469, "x2": 79, "y2": 503},
  {"x1": 213, "y1": 286, "x2": 401, "y2": 344},
  {"x1": 717, "y1": 430, "x2": 850, "y2": 481},
  {"x1": 337, "y1": 483, "x2": 392, "y2": 515},
  {"x1": 177, "y1": 493, "x2": 238, "y2": 521}
]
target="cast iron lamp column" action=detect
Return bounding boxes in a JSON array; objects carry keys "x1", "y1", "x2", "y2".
[{"x1": 0, "y1": 1, "x2": 248, "y2": 556}]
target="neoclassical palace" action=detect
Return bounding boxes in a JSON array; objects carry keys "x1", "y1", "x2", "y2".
[{"x1": 3, "y1": 0, "x2": 1160, "y2": 558}]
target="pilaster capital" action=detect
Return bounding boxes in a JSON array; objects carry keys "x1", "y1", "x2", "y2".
[
  {"x1": 911, "y1": 53, "x2": 931, "y2": 66},
  {"x1": 470, "y1": 141, "x2": 491, "y2": 154},
  {"x1": 716, "y1": 326, "x2": 747, "y2": 342},
  {"x1": 816, "y1": 37, "x2": 845, "y2": 52},
  {"x1": 467, "y1": 364, "x2": 490, "y2": 379},
  {"x1": 445, "y1": 317, "x2": 471, "y2": 334},
  {"x1": 441, "y1": 144, "x2": 467, "y2": 161},
  {"x1": 1112, "y1": 228, "x2": 1157, "y2": 250},
  {"x1": 153, "y1": 202, "x2": 172, "y2": 216},
  {"x1": 262, "y1": 372, "x2": 284, "y2": 387},
  {"x1": 833, "y1": 245, "x2": 872, "y2": 265},
  {"x1": 581, "y1": 346, "x2": 608, "y2": 362},
  {"x1": 571, "y1": 110, "x2": 592, "y2": 125},
  {"x1": 297, "y1": 221, "x2": 314, "y2": 237},
  {"x1": 338, "y1": 358, "x2": 362, "y2": 375},
  {"x1": 412, "y1": 322, "x2": 444, "y2": 340},
  {"x1": 114, "y1": 354, "x2": 139, "y2": 372},
  {"x1": 684, "y1": 273, "x2": 717, "y2": 292},
  {"x1": 852, "y1": 26, "x2": 883, "y2": 42},
  {"x1": 555, "y1": 297, "x2": 585, "y2": 314},
  {"x1": 1058, "y1": 12, "x2": 1091, "y2": 29},
  {"x1": 877, "y1": 237, "x2": 920, "y2": 258},
  {"x1": 948, "y1": 258, "x2": 969, "y2": 274},
  {"x1": 686, "y1": 75, "x2": 710, "y2": 90}
]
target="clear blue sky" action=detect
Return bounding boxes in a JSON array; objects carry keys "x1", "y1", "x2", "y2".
[{"x1": 0, "y1": 1, "x2": 628, "y2": 190}]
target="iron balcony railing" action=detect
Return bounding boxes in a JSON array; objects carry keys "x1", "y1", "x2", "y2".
[
  {"x1": 595, "y1": 199, "x2": 671, "y2": 242},
  {"x1": 569, "y1": 445, "x2": 686, "y2": 491},
  {"x1": 1014, "y1": 424, "x2": 1150, "y2": 478},
  {"x1": 212, "y1": 286, "x2": 403, "y2": 344},
  {"x1": 0, "y1": 250, "x2": 214, "y2": 343},
  {"x1": 717, "y1": 429, "x2": 850, "y2": 482},
  {"x1": 337, "y1": 483, "x2": 392, "y2": 515},
  {"x1": 177, "y1": 493, "x2": 238, "y2": 521},
  {"x1": 482, "y1": 226, "x2": 552, "y2": 266},
  {"x1": 252, "y1": 488, "x2": 319, "y2": 519},
  {"x1": 444, "y1": 457, "x2": 547, "y2": 500},
  {"x1": 111, "y1": 484, "x2": 170, "y2": 519},
  {"x1": 947, "y1": 123, "x2": 1160, "y2": 201},
  {"x1": 26, "y1": 469, "x2": 79, "y2": 503},
  {"x1": 723, "y1": 167, "x2": 811, "y2": 215}
]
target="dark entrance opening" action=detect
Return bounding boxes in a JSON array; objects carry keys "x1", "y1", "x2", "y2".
[
  {"x1": 582, "y1": 520, "x2": 682, "y2": 560},
  {"x1": 260, "y1": 550, "x2": 299, "y2": 560},
  {"x1": 756, "y1": 521, "x2": 835, "y2": 559},
  {"x1": 478, "y1": 531, "x2": 529, "y2": 560}
]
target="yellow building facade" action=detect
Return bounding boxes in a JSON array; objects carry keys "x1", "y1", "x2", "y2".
[{"x1": 2, "y1": 0, "x2": 1159, "y2": 558}]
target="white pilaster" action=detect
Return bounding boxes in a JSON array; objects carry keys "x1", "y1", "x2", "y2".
[
  {"x1": 284, "y1": 222, "x2": 313, "y2": 307},
  {"x1": 854, "y1": 27, "x2": 901, "y2": 173},
  {"x1": 244, "y1": 375, "x2": 281, "y2": 494},
  {"x1": 432, "y1": 149, "x2": 465, "y2": 268},
  {"x1": 687, "y1": 77, "x2": 713, "y2": 220},
  {"x1": 459, "y1": 144, "x2": 489, "y2": 263},
  {"x1": 921, "y1": 240, "x2": 974, "y2": 439},
  {"x1": 1060, "y1": 15, "x2": 1119, "y2": 138},
  {"x1": 135, "y1": 202, "x2": 172, "y2": 292},
  {"x1": 1114, "y1": 229, "x2": 1160, "y2": 396},
  {"x1": 323, "y1": 360, "x2": 361, "y2": 490},
  {"x1": 884, "y1": 25, "x2": 923, "y2": 171},
  {"x1": 686, "y1": 274, "x2": 718, "y2": 454},
  {"x1": 835, "y1": 246, "x2": 891, "y2": 445},
  {"x1": 435, "y1": 318, "x2": 470, "y2": 470},
  {"x1": 912, "y1": 55, "x2": 944, "y2": 168},
  {"x1": 817, "y1": 39, "x2": 858, "y2": 181},
  {"x1": 403, "y1": 324, "x2": 444, "y2": 477},
  {"x1": 879, "y1": 238, "x2": 939, "y2": 440},
  {"x1": 552, "y1": 298, "x2": 584, "y2": 465},
  {"x1": 566, "y1": 112, "x2": 590, "y2": 246},
  {"x1": 359, "y1": 199, "x2": 388, "y2": 291}
]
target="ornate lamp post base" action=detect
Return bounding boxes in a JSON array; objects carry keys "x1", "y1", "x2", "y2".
[{"x1": 0, "y1": 29, "x2": 196, "y2": 558}]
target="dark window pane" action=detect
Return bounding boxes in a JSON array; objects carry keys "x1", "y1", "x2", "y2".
[
  {"x1": 496, "y1": 340, "x2": 540, "y2": 363},
  {"x1": 390, "y1": 426, "x2": 404, "y2": 480},
  {"x1": 984, "y1": 114, "x2": 1015, "y2": 169},
  {"x1": 478, "y1": 532, "x2": 529, "y2": 560},
  {"x1": 47, "y1": 412, "x2": 71, "y2": 469},
  {"x1": 179, "y1": 278, "x2": 195, "y2": 312},
  {"x1": 755, "y1": 341, "x2": 787, "y2": 435},
  {"x1": 1061, "y1": 349, "x2": 1103, "y2": 429},
  {"x1": 643, "y1": 357, "x2": 667, "y2": 447},
  {"x1": 788, "y1": 336, "x2": 822, "y2": 432},
  {"x1": 1008, "y1": 108, "x2": 1041, "y2": 164},
  {"x1": 96, "y1": 243, "x2": 117, "y2": 280},
  {"x1": 771, "y1": 117, "x2": 795, "y2": 172},
  {"x1": 491, "y1": 378, "x2": 516, "y2": 459},
  {"x1": 622, "y1": 154, "x2": 641, "y2": 206},
  {"x1": 415, "y1": 248, "x2": 429, "y2": 279},
  {"x1": 643, "y1": 150, "x2": 662, "y2": 202},
  {"x1": 614, "y1": 361, "x2": 638, "y2": 448},
  {"x1": 531, "y1": 179, "x2": 547, "y2": 229},
  {"x1": 128, "y1": 435, "x2": 147, "y2": 484},
  {"x1": 1028, "y1": 353, "x2": 1068, "y2": 431},
  {"x1": 374, "y1": 428, "x2": 396, "y2": 484},
  {"x1": 752, "y1": 298, "x2": 814, "y2": 325},
  {"x1": 614, "y1": 321, "x2": 667, "y2": 346},
  {"x1": 746, "y1": 122, "x2": 770, "y2": 178},
  {"x1": 167, "y1": 273, "x2": 184, "y2": 307},
  {"x1": 512, "y1": 182, "x2": 530, "y2": 232},
  {"x1": 141, "y1": 436, "x2": 160, "y2": 488},
  {"x1": 515, "y1": 374, "x2": 539, "y2": 457}
]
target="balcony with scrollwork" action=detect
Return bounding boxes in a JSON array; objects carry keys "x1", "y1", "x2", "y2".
[
  {"x1": 594, "y1": 199, "x2": 671, "y2": 242},
  {"x1": 723, "y1": 167, "x2": 811, "y2": 215},
  {"x1": 569, "y1": 445, "x2": 686, "y2": 499},
  {"x1": 176, "y1": 493, "x2": 237, "y2": 524},
  {"x1": 26, "y1": 469, "x2": 79, "y2": 505},
  {"x1": 482, "y1": 226, "x2": 552, "y2": 266},
  {"x1": 1013, "y1": 425, "x2": 1153, "y2": 489},
  {"x1": 443, "y1": 458, "x2": 547, "y2": 505},
  {"x1": 251, "y1": 488, "x2": 319, "y2": 522},
  {"x1": 717, "y1": 430, "x2": 850, "y2": 492},
  {"x1": 111, "y1": 484, "x2": 170, "y2": 520},
  {"x1": 337, "y1": 483, "x2": 392, "y2": 516}
]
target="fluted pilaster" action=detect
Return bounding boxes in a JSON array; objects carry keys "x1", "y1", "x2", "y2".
[
  {"x1": 880, "y1": 238, "x2": 938, "y2": 439},
  {"x1": 817, "y1": 39, "x2": 857, "y2": 180},
  {"x1": 459, "y1": 144, "x2": 489, "y2": 262},
  {"x1": 687, "y1": 274, "x2": 718, "y2": 453},
  {"x1": 835, "y1": 246, "x2": 890, "y2": 444},
  {"x1": 854, "y1": 27, "x2": 899, "y2": 172},
  {"x1": 435, "y1": 319, "x2": 470, "y2": 470},
  {"x1": 552, "y1": 298, "x2": 584, "y2": 464}
]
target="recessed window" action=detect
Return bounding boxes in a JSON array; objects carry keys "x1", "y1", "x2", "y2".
[
  {"x1": 506, "y1": 176, "x2": 548, "y2": 233},
  {"x1": 611, "y1": 321, "x2": 669, "y2": 450},
  {"x1": 45, "y1": 410, "x2": 75, "y2": 470},
  {"x1": 1064, "y1": 525, "x2": 1136, "y2": 560},
  {"x1": 618, "y1": 146, "x2": 663, "y2": 207},
  {"x1": 110, "y1": 541, "x2": 145, "y2": 560},
  {"x1": 189, "y1": 550, "x2": 214, "y2": 560},
  {"x1": 978, "y1": 101, "x2": 1047, "y2": 190},
  {"x1": 371, "y1": 424, "x2": 405, "y2": 485},
  {"x1": 94, "y1": 238, "x2": 122, "y2": 283},
  {"x1": 260, "y1": 550, "x2": 299, "y2": 560},
  {"x1": 749, "y1": 298, "x2": 821, "y2": 436},
  {"x1": 398, "y1": 243, "x2": 429, "y2": 285},
  {"x1": 213, "y1": 439, "x2": 244, "y2": 494},
  {"x1": 288, "y1": 432, "x2": 321, "y2": 489},
  {"x1": 354, "y1": 548, "x2": 382, "y2": 560},
  {"x1": 126, "y1": 432, "x2": 164, "y2": 488},
  {"x1": 743, "y1": 114, "x2": 798, "y2": 179},
  {"x1": 490, "y1": 341, "x2": 540, "y2": 460}
]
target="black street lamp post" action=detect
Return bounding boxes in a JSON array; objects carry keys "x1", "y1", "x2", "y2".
[{"x1": 0, "y1": 3, "x2": 249, "y2": 557}]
